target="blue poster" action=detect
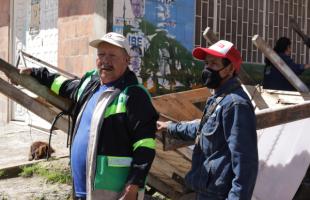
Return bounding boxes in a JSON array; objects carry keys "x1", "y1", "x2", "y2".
[
  {"x1": 113, "y1": 0, "x2": 202, "y2": 95},
  {"x1": 144, "y1": 0, "x2": 194, "y2": 51}
]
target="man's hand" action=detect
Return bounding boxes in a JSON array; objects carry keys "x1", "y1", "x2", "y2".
[
  {"x1": 118, "y1": 184, "x2": 139, "y2": 200},
  {"x1": 7, "y1": 68, "x2": 32, "y2": 85},
  {"x1": 19, "y1": 67, "x2": 32, "y2": 75},
  {"x1": 156, "y1": 121, "x2": 170, "y2": 132}
]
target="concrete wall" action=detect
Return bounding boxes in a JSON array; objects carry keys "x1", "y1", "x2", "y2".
[
  {"x1": 0, "y1": 0, "x2": 10, "y2": 124},
  {"x1": 58, "y1": 0, "x2": 108, "y2": 77}
]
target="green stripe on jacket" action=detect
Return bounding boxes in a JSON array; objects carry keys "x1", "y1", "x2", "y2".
[
  {"x1": 133, "y1": 138, "x2": 156, "y2": 151},
  {"x1": 51, "y1": 75, "x2": 68, "y2": 95}
]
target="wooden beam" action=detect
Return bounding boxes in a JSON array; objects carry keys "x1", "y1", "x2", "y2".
[
  {"x1": 252, "y1": 35, "x2": 309, "y2": 93},
  {"x1": 160, "y1": 101, "x2": 310, "y2": 150},
  {"x1": 202, "y1": 27, "x2": 218, "y2": 44},
  {"x1": 0, "y1": 58, "x2": 72, "y2": 111},
  {"x1": 147, "y1": 174, "x2": 182, "y2": 199},
  {"x1": 202, "y1": 27, "x2": 256, "y2": 85},
  {"x1": 19, "y1": 50, "x2": 77, "y2": 79},
  {"x1": 153, "y1": 97, "x2": 202, "y2": 122},
  {"x1": 255, "y1": 101, "x2": 310, "y2": 129},
  {"x1": 290, "y1": 17, "x2": 310, "y2": 48},
  {"x1": 153, "y1": 87, "x2": 210, "y2": 104},
  {"x1": 0, "y1": 77, "x2": 69, "y2": 133}
]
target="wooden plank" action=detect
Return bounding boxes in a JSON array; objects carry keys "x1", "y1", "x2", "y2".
[
  {"x1": 263, "y1": 89, "x2": 310, "y2": 102},
  {"x1": 0, "y1": 58, "x2": 72, "y2": 112},
  {"x1": 153, "y1": 98, "x2": 199, "y2": 121},
  {"x1": 148, "y1": 167, "x2": 184, "y2": 194},
  {"x1": 252, "y1": 35, "x2": 309, "y2": 93},
  {"x1": 19, "y1": 50, "x2": 77, "y2": 79},
  {"x1": 203, "y1": 27, "x2": 255, "y2": 85},
  {"x1": 153, "y1": 88, "x2": 209, "y2": 122},
  {"x1": 160, "y1": 101, "x2": 310, "y2": 150},
  {"x1": 203, "y1": 27, "x2": 218, "y2": 44},
  {"x1": 175, "y1": 147, "x2": 193, "y2": 162},
  {"x1": 155, "y1": 141, "x2": 191, "y2": 175},
  {"x1": 153, "y1": 87, "x2": 210, "y2": 104},
  {"x1": 255, "y1": 101, "x2": 310, "y2": 129},
  {"x1": 150, "y1": 156, "x2": 185, "y2": 192},
  {"x1": 147, "y1": 174, "x2": 182, "y2": 199},
  {"x1": 290, "y1": 17, "x2": 310, "y2": 48},
  {"x1": 242, "y1": 85, "x2": 269, "y2": 110},
  {"x1": 178, "y1": 193, "x2": 196, "y2": 200},
  {"x1": 0, "y1": 77, "x2": 69, "y2": 133}
]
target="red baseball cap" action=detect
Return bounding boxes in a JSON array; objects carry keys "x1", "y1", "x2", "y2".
[{"x1": 192, "y1": 40, "x2": 242, "y2": 73}]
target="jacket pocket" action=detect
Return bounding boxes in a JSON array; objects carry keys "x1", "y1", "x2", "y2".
[
  {"x1": 208, "y1": 158, "x2": 233, "y2": 196},
  {"x1": 200, "y1": 118, "x2": 219, "y2": 153},
  {"x1": 185, "y1": 146, "x2": 211, "y2": 193},
  {"x1": 94, "y1": 155, "x2": 132, "y2": 192},
  {"x1": 201, "y1": 117, "x2": 219, "y2": 136}
]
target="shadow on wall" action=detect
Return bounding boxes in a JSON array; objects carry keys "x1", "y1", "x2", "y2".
[{"x1": 253, "y1": 150, "x2": 310, "y2": 200}]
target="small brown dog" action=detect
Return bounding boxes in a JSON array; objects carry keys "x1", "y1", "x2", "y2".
[{"x1": 28, "y1": 141, "x2": 55, "y2": 161}]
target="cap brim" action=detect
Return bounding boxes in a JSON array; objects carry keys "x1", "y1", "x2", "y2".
[
  {"x1": 89, "y1": 39, "x2": 102, "y2": 48},
  {"x1": 89, "y1": 38, "x2": 124, "y2": 49},
  {"x1": 192, "y1": 47, "x2": 227, "y2": 60}
]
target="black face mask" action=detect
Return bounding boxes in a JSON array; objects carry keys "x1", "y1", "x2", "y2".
[{"x1": 201, "y1": 67, "x2": 225, "y2": 89}]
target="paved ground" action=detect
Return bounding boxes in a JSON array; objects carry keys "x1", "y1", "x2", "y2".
[
  {"x1": 0, "y1": 122, "x2": 69, "y2": 168},
  {"x1": 0, "y1": 122, "x2": 72, "y2": 199}
]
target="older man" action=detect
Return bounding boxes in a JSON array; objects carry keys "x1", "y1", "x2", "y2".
[
  {"x1": 22, "y1": 32, "x2": 158, "y2": 200},
  {"x1": 157, "y1": 40, "x2": 258, "y2": 200}
]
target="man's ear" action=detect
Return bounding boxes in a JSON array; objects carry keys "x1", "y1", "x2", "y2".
[
  {"x1": 228, "y1": 64, "x2": 236, "y2": 76},
  {"x1": 126, "y1": 55, "x2": 131, "y2": 65},
  {"x1": 220, "y1": 63, "x2": 234, "y2": 77},
  {"x1": 224, "y1": 63, "x2": 235, "y2": 76}
]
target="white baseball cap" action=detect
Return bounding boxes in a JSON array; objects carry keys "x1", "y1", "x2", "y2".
[
  {"x1": 89, "y1": 32, "x2": 131, "y2": 55},
  {"x1": 192, "y1": 40, "x2": 242, "y2": 73}
]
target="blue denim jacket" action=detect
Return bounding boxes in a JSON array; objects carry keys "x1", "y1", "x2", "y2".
[{"x1": 168, "y1": 78, "x2": 258, "y2": 200}]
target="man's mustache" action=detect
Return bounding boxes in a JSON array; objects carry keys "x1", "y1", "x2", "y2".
[{"x1": 98, "y1": 64, "x2": 113, "y2": 70}]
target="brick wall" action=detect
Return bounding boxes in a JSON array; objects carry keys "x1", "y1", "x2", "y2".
[
  {"x1": 195, "y1": 0, "x2": 310, "y2": 64},
  {"x1": 58, "y1": 0, "x2": 107, "y2": 77},
  {"x1": 59, "y1": 0, "x2": 95, "y2": 17},
  {"x1": 0, "y1": 0, "x2": 9, "y2": 28},
  {"x1": 58, "y1": 15, "x2": 96, "y2": 76}
]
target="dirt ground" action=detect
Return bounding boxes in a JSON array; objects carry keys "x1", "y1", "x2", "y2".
[
  {"x1": 0, "y1": 158, "x2": 72, "y2": 200},
  {"x1": 0, "y1": 176, "x2": 71, "y2": 200}
]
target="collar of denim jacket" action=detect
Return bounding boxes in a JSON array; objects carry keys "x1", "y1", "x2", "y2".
[{"x1": 214, "y1": 77, "x2": 241, "y2": 97}]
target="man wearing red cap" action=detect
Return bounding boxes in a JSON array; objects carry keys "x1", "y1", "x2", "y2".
[{"x1": 157, "y1": 40, "x2": 258, "y2": 199}]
